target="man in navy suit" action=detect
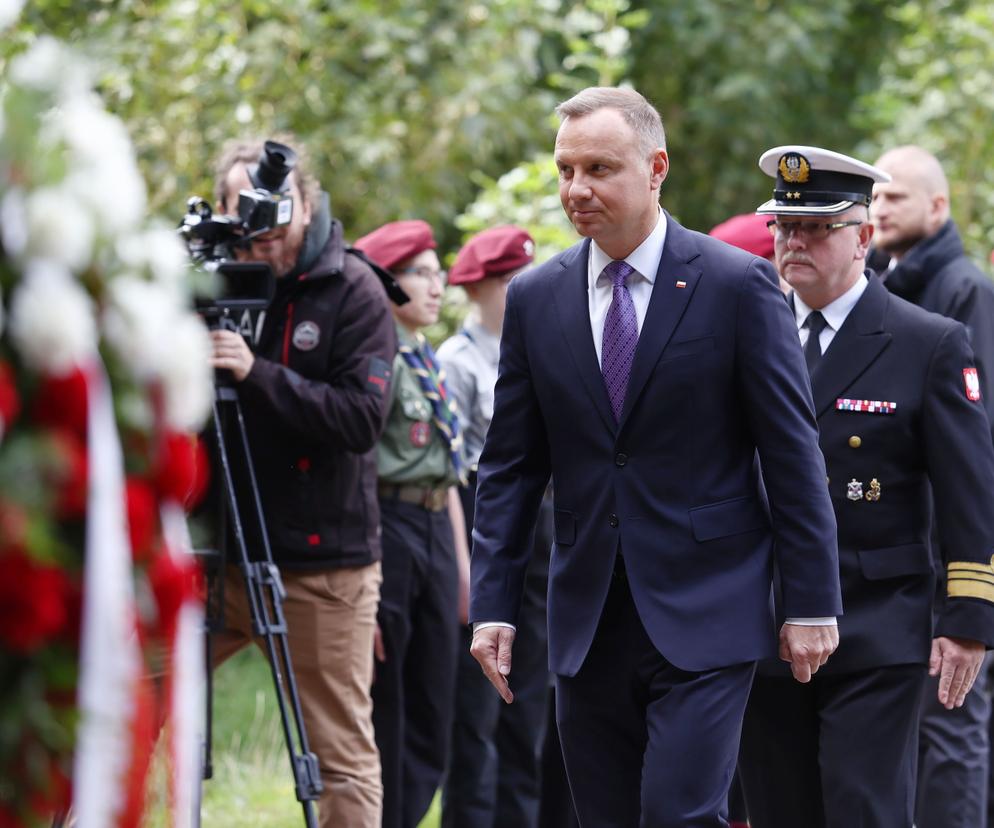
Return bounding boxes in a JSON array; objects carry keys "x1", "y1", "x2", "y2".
[
  {"x1": 737, "y1": 146, "x2": 994, "y2": 828},
  {"x1": 468, "y1": 87, "x2": 844, "y2": 827}
]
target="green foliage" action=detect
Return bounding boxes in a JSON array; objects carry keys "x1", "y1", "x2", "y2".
[
  {"x1": 627, "y1": 0, "x2": 906, "y2": 232},
  {"x1": 854, "y1": 0, "x2": 994, "y2": 263}
]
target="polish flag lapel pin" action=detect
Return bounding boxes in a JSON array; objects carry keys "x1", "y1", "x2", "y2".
[{"x1": 675, "y1": 280, "x2": 687, "y2": 289}]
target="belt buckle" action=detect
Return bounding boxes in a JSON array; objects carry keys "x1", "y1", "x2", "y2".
[{"x1": 426, "y1": 487, "x2": 446, "y2": 511}]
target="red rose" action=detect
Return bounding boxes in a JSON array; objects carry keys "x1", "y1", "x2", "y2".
[
  {"x1": 153, "y1": 431, "x2": 210, "y2": 509},
  {"x1": 0, "y1": 550, "x2": 71, "y2": 653},
  {"x1": 125, "y1": 477, "x2": 159, "y2": 562},
  {"x1": 32, "y1": 366, "x2": 88, "y2": 440},
  {"x1": 0, "y1": 361, "x2": 20, "y2": 435},
  {"x1": 48, "y1": 430, "x2": 88, "y2": 519},
  {"x1": 147, "y1": 549, "x2": 201, "y2": 642}
]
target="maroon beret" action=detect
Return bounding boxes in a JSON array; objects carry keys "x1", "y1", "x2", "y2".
[
  {"x1": 353, "y1": 219, "x2": 436, "y2": 271},
  {"x1": 448, "y1": 225, "x2": 535, "y2": 286},
  {"x1": 708, "y1": 213, "x2": 774, "y2": 260}
]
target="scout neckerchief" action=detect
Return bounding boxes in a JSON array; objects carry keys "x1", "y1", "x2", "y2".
[{"x1": 399, "y1": 333, "x2": 467, "y2": 485}]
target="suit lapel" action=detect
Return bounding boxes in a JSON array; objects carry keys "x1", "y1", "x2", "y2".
[
  {"x1": 550, "y1": 240, "x2": 617, "y2": 433},
  {"x1": 619, "y1": 216, "x2": 702, "y2": 428},
  {"x1": 810, "y1": 274, "x2": 892, "y2": 418}
]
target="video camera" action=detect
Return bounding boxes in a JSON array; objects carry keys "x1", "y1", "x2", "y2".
[
  {"x1": 179, "y1": 140, "x2": 298, "y2": 264},
  {"x1": 178, "y1": 141, "x2": 300, "y2": 340}
]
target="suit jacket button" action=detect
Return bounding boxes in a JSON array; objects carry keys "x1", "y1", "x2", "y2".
[
  {"x1": 615, "y1": 453, "x2": 628, "y2": 467},
  {"x1": 609, "y1": 514, "x2": 619, "y2": 528},
  {"x1": 848, "y1": 435, "x2": 862, "y2": 448}
]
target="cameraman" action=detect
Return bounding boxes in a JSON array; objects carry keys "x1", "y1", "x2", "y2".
[{"x1": 207, "y1": 136, "x2": 396, "y2": 828}]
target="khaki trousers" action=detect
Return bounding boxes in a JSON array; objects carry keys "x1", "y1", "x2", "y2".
[{"x1": 212, "y1": 561, "x2": 383, "y2": 828}]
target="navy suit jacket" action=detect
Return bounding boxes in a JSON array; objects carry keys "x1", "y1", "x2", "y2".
[{"x1": 469, "y1": 214, "x2": 843, "y2": 676}]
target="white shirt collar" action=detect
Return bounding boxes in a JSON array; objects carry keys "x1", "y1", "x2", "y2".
[
  {"x1": 589, "y1": 209, "x2": 667, "y2": 288},
  {"x1": 792, "y1": 273, "x2": 868, "y2": 333}
]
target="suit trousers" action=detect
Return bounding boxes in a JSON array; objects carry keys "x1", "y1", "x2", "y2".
[
  {"x1": 442, "y1": 488, "x2": 552, "y2": 828},
  {"x1": 916, "y1": 651, "x2": 993, "y2": 828},
  {"x1": 372, "y1": 498, "x2": 459, "y2": 828},
  {"x1": 740, "y1": 664, "x2": 926, "y2": 828},
  {"x1": 555, "y1": 561, "x2": 755, "y2": 828},
  {"x1": 211, "y1": 561, "x2": 383, "y2": 828}
]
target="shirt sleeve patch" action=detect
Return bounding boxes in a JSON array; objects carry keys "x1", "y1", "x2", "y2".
[
  {"x1": 964, "y1": 367, "x2": 982, "y2": 401},
  {"x1": 366, "y1": 357, "x2": 392, "y2": 395}
]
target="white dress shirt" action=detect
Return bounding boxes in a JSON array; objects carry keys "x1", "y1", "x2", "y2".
[
  {"x1": 588, "y1": 210, "x2": 667, "y2": 365},
  {"x1": 793, "y1": 273, "x2": 868, "y2": 355}
]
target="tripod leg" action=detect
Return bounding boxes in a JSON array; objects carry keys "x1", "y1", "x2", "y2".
[{"x1": 211, "y1": 391, "x2": 322, "y2": 827}]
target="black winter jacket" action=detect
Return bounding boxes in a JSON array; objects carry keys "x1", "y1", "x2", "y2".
[
  {"x1": 871, "y1": 220, "x2": 994, "y2": 440},
  {"x1": 234, "y1": 215, "x2": 397, "y2": 570}
]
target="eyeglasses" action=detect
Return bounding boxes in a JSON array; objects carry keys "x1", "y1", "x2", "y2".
[
  {"x1": 395, "y1": 265, "x2": 447, "y2": 285},
  {"x1": 766, "y1": 219, "x2": 864, "y2": 241}
]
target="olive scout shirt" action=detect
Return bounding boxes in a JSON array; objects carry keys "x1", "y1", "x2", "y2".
[{"x1": 377, "y1": 324, "x2": 461, "y2": 487}]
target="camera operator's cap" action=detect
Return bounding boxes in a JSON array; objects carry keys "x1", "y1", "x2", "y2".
[
  {"x1": 755, "y1": 145, "x2": 891, "y2": 216},
  {"x1": 448, "y1": 225, "x2": 535, "y2": 286},
  {"x1": 708, "y1": 213, "x2": 774, "y2": 259},
  {"x1": 353, "y1": 220, "x2": 437, "y2": 271}
]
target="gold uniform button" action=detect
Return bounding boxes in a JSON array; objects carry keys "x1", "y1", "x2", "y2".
[{"x1": 848, "y1": 435, "x2": 862, "y2": 448}]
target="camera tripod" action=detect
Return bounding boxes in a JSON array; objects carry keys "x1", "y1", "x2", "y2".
[{"x1": 200, "y1": 381, "x2": 322, "y2": 827}]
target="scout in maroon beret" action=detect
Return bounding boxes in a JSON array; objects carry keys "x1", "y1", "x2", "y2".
[
  {"x1": 447, "y1": 225, "x2": 536, "y2": 287},
  {"x1": 355, "y1": 216, "x2": 470, "y2": 828}
]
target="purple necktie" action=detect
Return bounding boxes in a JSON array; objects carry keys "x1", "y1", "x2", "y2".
[{"x1": 601, "y1": 260, "x2": 638, "y2": 422}]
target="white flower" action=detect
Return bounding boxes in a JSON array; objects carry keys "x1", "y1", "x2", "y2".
[
  {"x1": 103, "y1": 277, "x2": 181, "y2": 381},
  {"x1": 24, "y1": 186, "x2": 95, "y2": 272},
  {"x1": 47, "y1": 96, "x2": 147, "y2": 234},
  {"x1": 8, "y1": 36, "x2": 89, "y2": 100},
  {"x1": 0, "y1": 0, "x2": 25, "y2": 31},
  {"x1": 160, "y1": 314, "x2": 213, "y2": 432},
  {"x1": 116, "y1": 227, "x2": 190, "y2": 297},
  {"x1": 0, "y1": 189, "x2": 28, "y2": 259},
  {"x1": 8, "y1": 259, "x2": 97, "y2": 374}
]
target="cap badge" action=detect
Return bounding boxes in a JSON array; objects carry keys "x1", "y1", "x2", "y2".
[
  {"x1": 779, "y1": 153, "x2": 811, "y2": 184},
  {"x1": 847, "y1": 479, "x2": 863, "y2": 501},
  {"x1": 523, "y1": 239, "x2": 535, "y2": 257}
]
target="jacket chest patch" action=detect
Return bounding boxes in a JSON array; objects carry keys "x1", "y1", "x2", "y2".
[{"x1": 292, "y1": 321, "x2": 321, "y2": 351}]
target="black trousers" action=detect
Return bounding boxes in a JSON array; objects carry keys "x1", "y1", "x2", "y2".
[
  {"x1": 917, "y1": 651, "x2": 992, "y2": 828},
  {"x1": 556, "y1": 563, "x2": 755, "y2": 828},
  {"x1": 372, "y1": 498, "x2": 459, "y2": 828},
  {"x1": 739, "y1": 664, "x2": 926, "y2": 828},
  {"x1": 442, "y1": 486, "x2": 553, "y2": 828}
]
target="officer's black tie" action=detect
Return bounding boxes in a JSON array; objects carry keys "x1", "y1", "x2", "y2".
[{"x1": 804, "y1": 310, "x2": 828, "y2": 375}]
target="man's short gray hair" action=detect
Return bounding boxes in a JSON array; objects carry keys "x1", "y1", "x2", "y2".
[{"x1": 555, "y1": 87, "x2": 666, "y2": 158}]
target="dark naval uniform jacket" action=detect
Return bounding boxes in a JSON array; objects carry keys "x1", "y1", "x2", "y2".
[{"x1": 797, "y1": 273, "x2": 994, "y2": 674}]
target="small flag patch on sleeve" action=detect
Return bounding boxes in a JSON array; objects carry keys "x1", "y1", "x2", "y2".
[
  {"x1": 366, "y1": 357, "x2": 391, "y2": 395},
  {"x1": 964, "y1": 367, "x2": 982, "y2": 401}
]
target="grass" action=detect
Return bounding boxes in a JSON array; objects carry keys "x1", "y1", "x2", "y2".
[{"x1": 147, "y1": 646, "x2": 441, "y2": 826}]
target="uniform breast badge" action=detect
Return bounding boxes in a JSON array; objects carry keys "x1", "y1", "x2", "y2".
[
  {"x1": 865, "y1": 478, "x2": 881, "y2": 502},
  {"x1": 847, "y1": 479, "x2": 863, "y2": 501}
]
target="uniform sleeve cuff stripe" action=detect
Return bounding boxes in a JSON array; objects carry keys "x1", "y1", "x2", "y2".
[
  {"x1": 948, "y1": 579, "x2": 994, "y2": 603},
  {"x1": 948, "y1": 562, "x2": 994, "y2": 575}
]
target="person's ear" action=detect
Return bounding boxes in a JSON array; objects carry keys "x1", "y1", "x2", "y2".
[{"x1": 650, "y1": 149, "x2": 669, "y2": 190}]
